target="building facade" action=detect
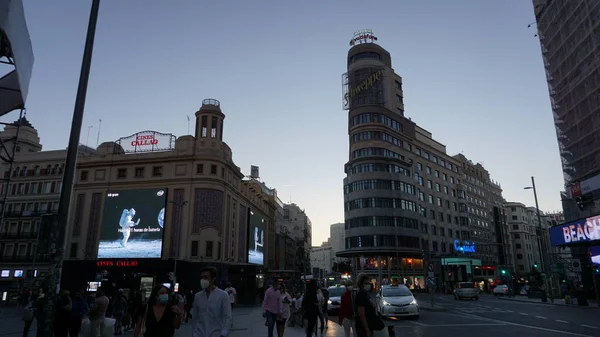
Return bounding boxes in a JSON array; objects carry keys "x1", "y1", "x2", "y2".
[
  {"x1": 282, "y1": 203, "x2": 312, "y2": 274},
  {"x1": 329, "y1": 222, "x2": 345, "y2": 261},
  {"x1": 0, "y1": 118, "x2": 94, "y2": 302},
  {"x1": 532, "y1": 1, "x2": 600, "y2": 216},
  {"x1": 504, "y1": 202, "x2": 545, "y2": 275},
  {"x1": 61, "y1": 99, "x2": 277, "y2": 304},
  {"x1": 452, "y1": 154, "x2": 505, "y2": 281},
  {"x1": 310, "y1": 245, "x2": 334, "y2": 275},
  {"x1": 339, "y1": 39, "x2": 490, "y2": 289}
]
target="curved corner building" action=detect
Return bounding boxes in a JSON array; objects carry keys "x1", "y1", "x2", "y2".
[{"x1": 339, "y1": 40, "x2": 466, "y2": 288}]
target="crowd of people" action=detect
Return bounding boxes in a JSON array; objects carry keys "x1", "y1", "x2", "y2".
[{"x1": 19, "y1": 267, "x2": 237, "y2": 337}]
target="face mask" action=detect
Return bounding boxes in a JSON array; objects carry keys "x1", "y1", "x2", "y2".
[
  {"x1": 200, "y1": 279, "x2": 210, "y2": 289},
  {"x1": 157, "y1": 294, "x2": 168, "y2": 304},
  {"x1": 347, "y1": 286, "x2": 353, "y2": 291},
  {"x1": 363, "y1": 284, "x2": 372, "y2": 292}
]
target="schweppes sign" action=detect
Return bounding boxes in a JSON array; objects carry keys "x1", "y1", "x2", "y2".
[{"x1": 343, "y1": 69, "x2": 385, "y2": 109}]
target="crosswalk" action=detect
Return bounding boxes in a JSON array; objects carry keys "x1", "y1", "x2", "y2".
[{"x1": 449, "y1": 304, "x2": 514, "y2": 314}]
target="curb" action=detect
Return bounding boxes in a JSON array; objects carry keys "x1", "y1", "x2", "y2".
[{"x1": 496, "y1": 296, "x2": 600, "y2": 309}]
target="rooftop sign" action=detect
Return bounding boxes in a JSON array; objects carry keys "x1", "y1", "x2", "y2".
[
  {"x1": 116, "y1": 131, "x2": 176, "y2": 153},
  {"x1": 349, "y1": 29, "x2": 378, "y2": 46}
]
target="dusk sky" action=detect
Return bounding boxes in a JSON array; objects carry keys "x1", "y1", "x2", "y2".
[{"x1": 16, "y1": 0, "x2": 562, "y2": 245}]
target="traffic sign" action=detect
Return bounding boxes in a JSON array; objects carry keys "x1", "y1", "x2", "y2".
[{"x1": 428, "y1": 263, "x2": 434, "y2": 272}]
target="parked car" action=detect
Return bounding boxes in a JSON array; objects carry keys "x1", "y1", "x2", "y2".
[
  {"x1": 376, "y1": 285, "x2": 419, "y2": 319},
  {"x1": 326, "y1": 285, "x2": 346, "y2": 313},
  {"x1": 493, "y1": 284, "x2": 510, "y2": 296},
  {"x1": 453, "y1": 282, "x2": 479, "y2": 300}
]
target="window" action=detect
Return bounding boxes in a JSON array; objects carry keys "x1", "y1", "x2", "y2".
[
  {"x1": 428, "y1": 195, "x2": 433, "y2": 204},
  {"x1": 206, "y1": 241, "x2": 214, "y2": 258},
  {"x1": 434, "y1": 170, "x2": 439, "y2": 177},
  {"x1": 417, "y1": 163, "x2": 422, "y2": 171},
  {"x1": 117, "y1": 169, "x2": 127, "y2": 178},
  {"x1": 395, "y1": 80, "x2": 402, "y2": 89},
  {"x1": 217, "y1": 242, "x2": 222, "y2": 260},
  {"x1": 427, "y1": 180, "x2": 432, "y2": 189},
  {"x1": 435, "y1": 183, "x2": 440, "y2": 192},
  {"x1": 210, "y1": 165, "x2": 217, "y2": 175},
  {"x1": 426, "y1": 166, "x2": 431, "y2": 174},
  {"x1": 516, "y1": 244, "x2": 522, "y2": 249},
  {"x1": 442, "y1": 173, "x2": 447, "y2": 181},
  {"x1": 516, "y1": 254, "x2": 523, "y2": 259},
  {"x1": 152, "y1": 166, "x2": 163, "y2": 177},
  {"x1": 69, "y1": 243, "x2": 78, "y2": 258},
  {"x1": 197, "y1": 164, "x2": 204, "y2": 174},
  {"x1": 134, "y1": 167, "x2": 145, "y2": 178},
  {"x1": 42, "y1": 182, "x2": 51, "y2": 194},
  {"x1": 191, "y1": 241, "x2": 199, "y2": 257},
  {"x1": 211, "y1": 117, "x2": 218, "y2": 138},
  {"x1": 80, "y1": 171, "x2": 89, "y2": 181},
  {"x1": 512, "y1": 224, "x2": 519, "y2": 230},
  {"x1": 201, "y1": 116, "x2": 208, "y2": 137},
  {"x1": 221, "y1": 167, "x2": 225, "y2": 178}
]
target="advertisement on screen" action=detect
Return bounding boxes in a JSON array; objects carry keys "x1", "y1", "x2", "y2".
[
  {"x1": 97, "y1": 188, "x2": 167, "y2": 259},
  {"x1": 247, "y1": 209, "x2": 265, "y2": 265},
  {"x1": 590, "y1": 246, "x2": 600, "y2": 275},
  {"x1": 548, "y1": 214, "x2": 600, "y2": 246}
]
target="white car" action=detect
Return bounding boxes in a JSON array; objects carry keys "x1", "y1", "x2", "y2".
[
  {"x1": 453, "y1": 282, "x2": 479, "y2": 300},
  {"x1": 326, "y1": 285, "x2": 346, "y2": 313},
  {"x1": 376, "y1": 285, "x2": 419, "y2": 319},
  {"x1": 493, "y1": 284, "x2": 509, "y2": 296}
]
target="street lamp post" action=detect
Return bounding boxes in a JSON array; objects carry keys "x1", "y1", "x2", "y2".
[
  {"x1": 38, "y1": 1, "x2": 100, "y2": 336},
  {"x1": 169, "y1": 200, "x2": 187, "y2": 286},
  {"x1": 524, "y1": 176, "x2": 546, "y2": 274}
]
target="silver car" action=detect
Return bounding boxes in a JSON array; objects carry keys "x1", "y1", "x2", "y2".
[
  {"x1": 326, "y1": 285, "x2": 347, "y2": 313},
  {"x1": 377, "y1": 285, "x2": 419, "y2": 319}
]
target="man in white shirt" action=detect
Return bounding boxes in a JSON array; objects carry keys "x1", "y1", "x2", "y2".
[
  {"x1": 192, "y1": 267, "x2": 232, "y2": 337},
  {"x1": 224, "y1": 283, "x2": 237, "y2": 311}
]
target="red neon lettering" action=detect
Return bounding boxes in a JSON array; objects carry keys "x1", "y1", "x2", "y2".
[
  {"x1": 96, "y1": 261, "x2": 113, "y2": 267},
  {"x1": 131, "y1": 135, "x2": 159, "y2": 147}
]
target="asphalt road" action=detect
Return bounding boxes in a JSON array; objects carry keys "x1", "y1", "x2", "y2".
[{"x1": 327, "y1": 294, "x2": 600, "y2": 337}]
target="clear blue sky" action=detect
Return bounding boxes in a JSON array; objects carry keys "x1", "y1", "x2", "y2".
[{"x1": 18, "y1": 0, "x2": 562, "y2": 245}]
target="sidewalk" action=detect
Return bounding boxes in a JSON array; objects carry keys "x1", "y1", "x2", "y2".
[
  {"x1": 497, "y1": 295, "x2": 600, "y2": 308},
  {"x1": 176, "y1": 306, "x2": 348, "y2": 337}
]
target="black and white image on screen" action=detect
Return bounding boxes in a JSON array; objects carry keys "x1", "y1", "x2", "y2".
[{"x1": 247, "y1": 210, "x2": 265, "y2": 265}]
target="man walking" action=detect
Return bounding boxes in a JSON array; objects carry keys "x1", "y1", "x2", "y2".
[
  {"x1": 192, "y1": 267, "x2": 232, "y2": 337},
  {"x1": 262, "y1": 280, "x2": 282, "y2": 337}
]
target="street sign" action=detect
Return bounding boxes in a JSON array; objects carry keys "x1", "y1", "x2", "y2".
[{"x1": 428, "y1": 263, "x2": 434, "y2": 272}]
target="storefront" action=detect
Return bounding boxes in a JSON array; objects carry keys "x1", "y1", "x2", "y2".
[{"x1": 61, "y1": 259, "x2": 262, "y2": 305}]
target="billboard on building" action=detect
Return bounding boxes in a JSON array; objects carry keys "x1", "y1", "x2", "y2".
[
  {"x1": 590, "y1": 246, "x2": 600, "y2": 274},
  {"x1": 342, "y1": 67, "x2": 386, "y2": 110},
  {"x1": 97, "y1": 188, "x2": 167, "y2": 259},
  {"x1": 115, "y1": 131, "x2": 176, "y2": 153},
  {"x1": 247, "y1": 209, "x2": 265, "y2": 265},
  {"x1": 549, "y1": 213, "x2": 600, "y2": 246}
]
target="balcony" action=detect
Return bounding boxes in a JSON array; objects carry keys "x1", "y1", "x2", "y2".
[
  {"x1": 0, "y1": 232, "x2": 38, "y2": 239},
  {"x1": 3, "y1": 210, "x2": 58, "y2": 218}
]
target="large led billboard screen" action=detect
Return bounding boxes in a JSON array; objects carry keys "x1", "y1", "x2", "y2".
[
  {"x1": 590, "y1": 246, "x2": 600, "y2": 275},
  {"x1": 247, "y1": 209, "x2": 265, "y2": 265},
  {"x1": 97, "y1": 188, "x2": 167, "y2": 259},
  {"x1": 548, "y1": 214, "x2": 600, "y2": 246}
]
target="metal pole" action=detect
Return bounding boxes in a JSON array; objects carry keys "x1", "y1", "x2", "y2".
[
  {"x1": 38, "y1": 1, "x2": 100, "y2": 336},
  {"x1": 531, "y1": 176, "x2": 546, "y2": 274}
]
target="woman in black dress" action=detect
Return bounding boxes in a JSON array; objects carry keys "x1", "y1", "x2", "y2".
[{"x1": 134, "y1": 285, "x2": 182, "y2": 337}]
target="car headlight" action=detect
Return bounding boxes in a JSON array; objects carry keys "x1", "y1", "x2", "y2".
[
  {"x1": 410, "y1": 299, "x2": 417, "y2": 305},
  {"x1": 327, "y1": 300, "x2": 332, "y2": 304},
  {"x1": 382, "y1": 300, "x2": 391, "y2": 306}
]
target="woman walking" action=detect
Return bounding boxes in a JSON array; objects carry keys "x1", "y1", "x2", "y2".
[
  {"x1": 277, "y1": 285, "x2": 292, "y2": 337},
  {"x1": 302, "y1": 281, "x2": 321, "y2": 337}
]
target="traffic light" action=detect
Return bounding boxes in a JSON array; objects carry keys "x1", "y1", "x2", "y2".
[
  {"x1": 533, "y1": 263, "x2": 539, "y2": 269},
  {"x1": 501, "y1": 269, "x2": 506, "y2": 275}
]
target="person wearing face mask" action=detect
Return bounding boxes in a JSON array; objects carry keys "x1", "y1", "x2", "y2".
[
  {"x1": 192, "y1": 267, "x2": 232, "y2": 337},
  {"x1": 134, "y1": 285, "x2": 181, "y2": 337},
  {"x1": 338, "y1": 282, "x2": 355, "y2": 337},
  {"x1": 354, "y1": 274, "x2": 386, "y2": 337}
]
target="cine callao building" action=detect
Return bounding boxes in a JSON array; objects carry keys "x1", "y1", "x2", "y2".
[
  {"x1": 338, "y1": 32, "x2": 475, "y2": 289},
  {"x1": 60, "y1": 99, "x2": 277, "y2": 305}
]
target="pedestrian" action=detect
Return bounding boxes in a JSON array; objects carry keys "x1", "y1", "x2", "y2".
[
  {"x1": 89, "y1": 289, "x2": 110, "y2": 337},
  {"x1": 302, "y1": 281, "x2": 320, "y2": 337},
  {"x1": 21, "y1": 299, "x2": 35, "y2": 337},
  {"x1": 70, "y1": 291, "x2": 89, "y2": 337},
  {"x1": 185, "y1": 290, "x2": 194, "y2": 323},
  {"x1": 320, "y1": 285, "x2": 329, "y2": 329},
  {"x1": 224, "y1": 283, "x2": 237, "y2": 312},
  {"x1": 354, "y1": 274, "x2": 386, "y2": 337},
  {"x1": 277, "y1": 285, "x2": 292, "y2": 337},
  {"x1": 112, "y1": 289, "x2": 128, "y2": 335},
  {"x1": 338, "y1": 282, "x2": 355, "y2": 337},
  {"x1": 314, "y1": 284, "x2": 325, "y2": 335},
  {"x1": 262, "y1": 279, "x2": 282, "y2": 337},
  {"x1": 134, "y1": 285, "x2": 182, "y2": 337},
  {"x1": 54, "y1": 290, "x2": 72, "y2": 337},
  {"x1": 192, "y1": 267, "x2": 232, "y2": 337}
]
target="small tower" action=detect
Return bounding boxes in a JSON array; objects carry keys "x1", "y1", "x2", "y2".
[{"x1": 195, "y1": 99, "x2": 225, "y2": 142}]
